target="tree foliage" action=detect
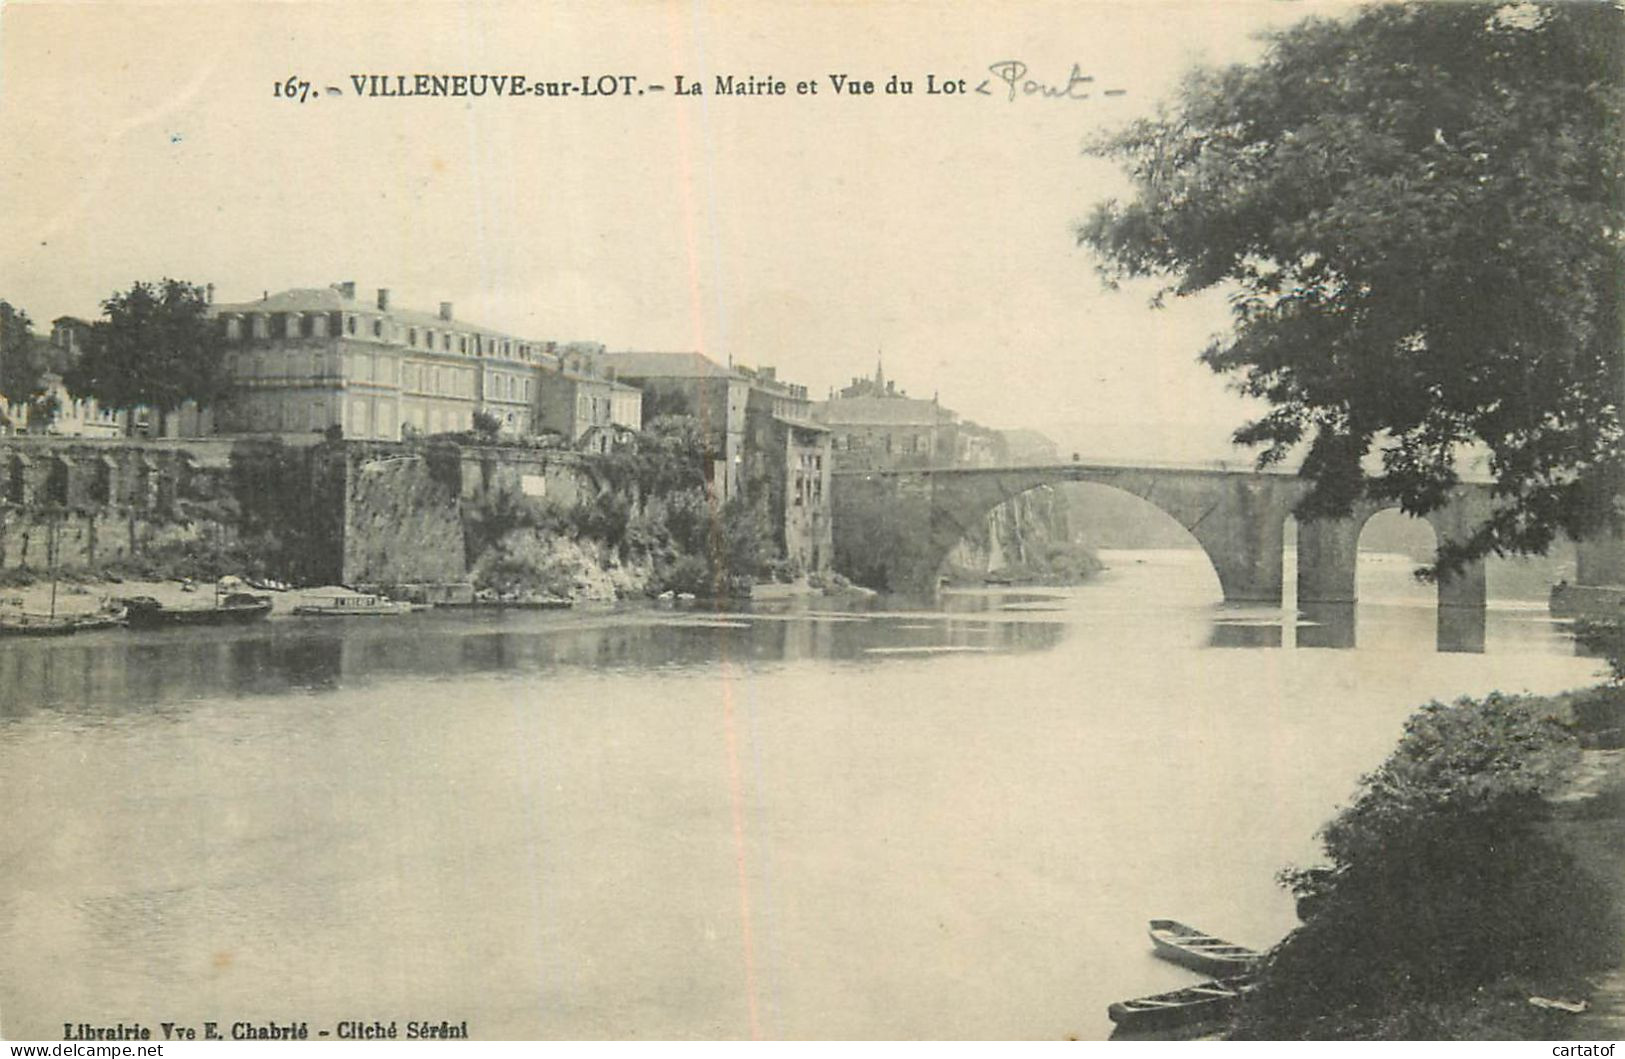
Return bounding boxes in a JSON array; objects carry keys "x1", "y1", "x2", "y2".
[
  {"x1": 0, "y1": 300, "x2": 45, "y2": 411},
  {"x1": 1081, "y1": 3, "x2": 1624, "y2": 572},
  {"x1": 1234, "y1": 694, "x2": 1618, "y2": 1039},
  {"x1": 66, "y1": 279, "x2": 229, "y2": 431}
]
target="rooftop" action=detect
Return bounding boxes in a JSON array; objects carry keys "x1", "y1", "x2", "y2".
[
  {"x1": 210, "y1": 285, "x2": 536, "y2": 346},
  {"x1": 600, "y1": 351, "x2": 743, "y2": 381},
  {"x1": 813, "y1": 395, "x2": 954, "y2": 427}
]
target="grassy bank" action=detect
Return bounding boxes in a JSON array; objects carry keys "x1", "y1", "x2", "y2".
[{"x1": 1230, "y1": 682, "x2": 1625, "y2": 1040}]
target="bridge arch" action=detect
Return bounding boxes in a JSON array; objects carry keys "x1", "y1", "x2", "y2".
[
  {"x1": 1296, "y1": 495, "x2": 1489, "y2": 611},
  {"x1": 832, "y1": 463, "x2": 1503, "y2": 613},
  {"x1": 831, "y1": 464, "x2": 1301, "y2": 601}
]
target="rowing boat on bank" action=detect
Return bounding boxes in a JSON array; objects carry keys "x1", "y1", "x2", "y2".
[
  {"x1": 1107, "y1": 976, "x2": 1256, "y2": 1032},
  {"x1": 1148, "y1": 919, "x2": 1263, "y2": 977}
]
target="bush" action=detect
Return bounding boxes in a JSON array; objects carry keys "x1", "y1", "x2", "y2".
[
  {"x1": 1232, "y1": 694, "x2": 1617, "y2": 1039},
  {"x1": 473, "y1": 551, "x2": 576, "y2": 599},
  {"x1": 653, "y1": 554, "x2": 713, "y2": 597}
]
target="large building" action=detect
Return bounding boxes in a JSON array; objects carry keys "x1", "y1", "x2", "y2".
[
  {"x1": 598, "y1": 351, "x2": 750, "y2": 501},
  {"x1": 737, "y1": 364, "x2": 833, "y2": 573},
  {"x1": 812, "y1": 361, "x2": 960, "y2": 470},
  {"x1": 207, "y1": 283, "x2": 638, "y2": 445}
]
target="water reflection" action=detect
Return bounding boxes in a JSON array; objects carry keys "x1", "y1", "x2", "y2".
[
  {"x1": 0, "y1": 604, "x2": 1067, "y2": 717},
  {"x1": 1208, "y1": 619, "x2": 1283, "y2": 649},
  {"x1": 1208, "y1": 602, "x2": 1502, "y2": 654},
  {"x1": 1297, "y1": 603, "x2": 1356, "y2": 649}
]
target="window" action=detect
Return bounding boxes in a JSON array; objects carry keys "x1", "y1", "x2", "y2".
[
  {"x1": 346, "y1": 315, "x2": 357, "y2": 335},
  {"x1": 409, "y1": 328, "x2": 417, "y2": 346},
  {"x1": 442, "y1": 333, "x2": 451, "y2": 351},
  {"x1": 372, "y1": 319, "x2": 383, "y2": 338}
]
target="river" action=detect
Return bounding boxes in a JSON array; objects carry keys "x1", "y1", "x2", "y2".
[{"x1": 0, "y1": 549, "x2": 1602, "y2": 1040}]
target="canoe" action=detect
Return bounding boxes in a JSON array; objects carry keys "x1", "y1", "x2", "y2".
[
  {"x1": 1148, "y1": 919, "x2": 1262, "y2": 977},
  {"x1": 1107, "y1": 976, "x2": 1256, "y2": 1032}
]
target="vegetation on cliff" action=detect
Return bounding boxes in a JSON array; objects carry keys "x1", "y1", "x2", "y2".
[
  {"x1": 1232, "y1": 684, "x2": 1625, "y2": 1040},
  {"x1": 463, "y1": 415, "x2": 772, "y2": 600}
]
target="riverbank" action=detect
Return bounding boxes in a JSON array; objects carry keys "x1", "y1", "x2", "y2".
[
  {"x1": 1231, "y1": 683, "x2": 1625, "y2": 1040},
  {"x1": 0, "y1": 570, "x2": 876, "y2": 623}
]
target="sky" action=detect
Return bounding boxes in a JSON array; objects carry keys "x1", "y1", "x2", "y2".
[{"x1": 0, "y1": 0, "x2": 1363, "y2": 461}]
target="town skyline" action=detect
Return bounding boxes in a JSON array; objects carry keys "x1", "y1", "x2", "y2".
[{"x1": 0, "y1": 0, "x2": 1364, "y2": 462}]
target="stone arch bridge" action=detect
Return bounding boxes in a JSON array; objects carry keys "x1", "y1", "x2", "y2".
[{"x1": 830, "y1": 461, "x2": 1623, "y2": 608}]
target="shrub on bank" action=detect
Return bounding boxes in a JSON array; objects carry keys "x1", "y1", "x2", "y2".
[{"x1": 1232, "y1": 693, "x2": 1620, "y2": 1040}]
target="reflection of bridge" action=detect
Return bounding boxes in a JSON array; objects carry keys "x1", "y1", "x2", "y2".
[{"x1": 830, "y1": 461, "x2": 1625, "y2": 605}]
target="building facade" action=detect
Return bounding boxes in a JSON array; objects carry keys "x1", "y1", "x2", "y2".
[
  {"x1": 739, "y1": 364, "x2": 832, "y2": 573},
  {"x1": 209, "y1": 283, "x2": 637, "y2": 446},
  {"x1": 598, "y1": 351, "x2": 749, "y2": 501},
  {"x1": 812, "y1": 363, "x2": 960, "y2": 471}
]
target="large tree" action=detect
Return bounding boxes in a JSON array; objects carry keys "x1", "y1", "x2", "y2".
[
  {"x1": 1080, "y1": 2, "x2": 1624, "y2": 572},
  {"x1": 66, "y1": 278, "x2": 229, "y2": 435},
  {"x1": 0, "y1": 300, "x2": 43, "y2": 414}
]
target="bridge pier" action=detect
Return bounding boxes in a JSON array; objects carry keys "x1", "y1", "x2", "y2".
[
  {"x1": 1424, "y1": 498, "x2": 1490, "y2": 612},
  {"x1": 1183, "y1": 480, "x2": 1290, "y2": 604},
  {"x1": 1297, "y1": 517, "x2": 1362, "y2": 605}
]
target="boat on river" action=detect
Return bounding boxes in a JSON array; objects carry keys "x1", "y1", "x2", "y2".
[
  {"x1": 292, "y1": 586, "x2": 412, "y2": 617},
  {"x1": 1107, "y1": 976, "x2": 1256, "y2": 1032},
  {"x1": 122, "y1": 592, "x2": 273, "y2": 629},
  {"x1": 1148, "y1": 919, "x2": 1263, "y2": 977},
  {"x1": 0, "y1": 611, "x2": 125, "y2": 637}
]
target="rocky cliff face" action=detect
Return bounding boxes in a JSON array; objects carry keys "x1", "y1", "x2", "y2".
[{"x1": 943, "y1": 485, "x2": 1101, "y2": 584}]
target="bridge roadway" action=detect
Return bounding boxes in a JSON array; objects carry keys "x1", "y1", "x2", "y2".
[{"x1": 828, "y1": 459, "x2": 1619, "y2": 606}]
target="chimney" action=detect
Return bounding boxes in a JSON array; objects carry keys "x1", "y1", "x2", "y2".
[
  {"x1": 376, "y1": 288, "x2": 390, "y2": 311},
  {"x1": 439, "y1": 301, "x2": 453, "y2": 321},
  {"x1": 205, "y1": 283, "x2": 214, "y2": 304},
  {"x1": 337, "y1": 281, "x2": 356, "y2": 299}
]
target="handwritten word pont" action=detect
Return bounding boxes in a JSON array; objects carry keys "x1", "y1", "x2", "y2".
[{"x1": 978, "y1": 61, "x2": 1126, "y2": 102}]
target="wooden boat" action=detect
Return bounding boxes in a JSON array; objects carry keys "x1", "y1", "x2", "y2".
[
  {"x1": 291, "y1": 586, "x2": 411, "y2": 617},
  {"x1": 1107, "y1": 976, "x2": 1256, "y2": 1032},
  {"x1": 0, "y1": 614, "x2": 83, "y2": 637},
  {"x1": 1148, "y1": 919, "x2": 1263, "y2": 977},
  {"x1": 0, "y1": 608, "x2": 126, "y2": 637},
  {"x1": 122, "y1": 592, "x2": 273, "y2": 629}
]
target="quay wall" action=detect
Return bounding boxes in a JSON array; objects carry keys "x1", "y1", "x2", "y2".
[{"x1": 0, "y1": 437, "x2": 606, "y2": 588}]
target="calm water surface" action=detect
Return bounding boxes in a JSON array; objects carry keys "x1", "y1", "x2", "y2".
[{"x1": 0, "y1": 550, "x2": 1601, "y2": 1040}]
